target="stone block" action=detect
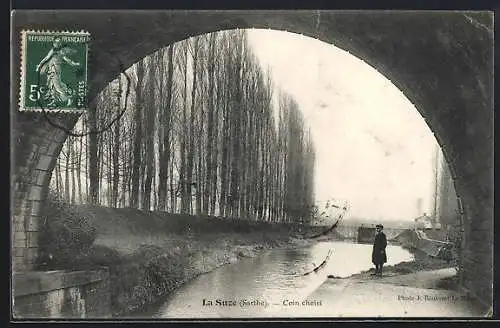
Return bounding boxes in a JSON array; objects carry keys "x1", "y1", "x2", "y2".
[
  {"x1": 13, "y1": 292, "x2": 52, "y2": 318},
  {"x1": 42, "y1": 140, "x2": 63, "y2": 157},
  {"x1": 25, "y1": 216, "x2": 41, "y2": 232},
  {"x1": 13, "y1": 201, "x2": 44, "y2": 220},
  {"x1": 26, "y1": 231, "x2": 39, "y2": 248},
  {"x1": 12, "y1": 260, "x2": 32, "y2": 273},
  {"x1": 14, "y1": 278, "x2": 111, "y2": 318},
  {"x1": 13, "y1": 247, "x2": 25, "y2": 257},
  {"x1": 27, "y1": 146, "x2": 41, "y2": 163},
  {"x1": 24, "y1": 247, "x2": 39, "y2": 263},
  {"x1": 27, "y1": 186, "x2": 44, "y2": 201},
  {"x1": 13, "y1": 238, "x2": 28, "y2": 249},
  {"x1": 12, "y1": 205, "x2": 23, "y2": 216},
  {"x1": 13, "y1": 220, "x2": 25, "y2": 232},
  {"x1": 13, "y1": 230, "x2": 26, "y2": 243},
  {"x1": 14, "y1": 269, "x2": 110, "y2": 298},
  {"x1": 14, "y1": 273, "x2": 63, "y2": 298},
  {"x1": 36, "y1": 155, "x2": 55, "y2": 172},
  {"x1": 31, "y1": 170, "x2": 48, "y2": 187},
  {"x1": 21, "y1": 205, "x2": 39, "y2": 219},
  {"x1": 28, "y1": 200, "x2": 43, "y2": 217}
]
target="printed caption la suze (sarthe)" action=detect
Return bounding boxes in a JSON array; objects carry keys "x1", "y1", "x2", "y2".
[{"x1": 202, "y1": 298, "x2": 323, "y2": 307}]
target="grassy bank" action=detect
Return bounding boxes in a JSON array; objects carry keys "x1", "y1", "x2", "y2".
[{"x1": 36, "y1": 198, "x2": 319, "y2": 316}]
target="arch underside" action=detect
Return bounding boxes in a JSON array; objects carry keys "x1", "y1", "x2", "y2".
[{"x1": 11, "y1": 11, "x2": 493, "y2": 306}]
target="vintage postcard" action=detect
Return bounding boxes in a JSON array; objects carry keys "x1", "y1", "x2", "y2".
[{"x1": 10, "y1": 10, "x2": 494, "y2": 320}]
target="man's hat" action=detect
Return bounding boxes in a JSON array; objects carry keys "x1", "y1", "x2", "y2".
[{"x1": 376, "y1": 224, "x2": 384, "y2": 229}]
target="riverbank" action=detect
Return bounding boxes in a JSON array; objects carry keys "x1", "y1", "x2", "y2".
[
  {"x1": 309, "y1": 268, "x2": 484, "y2": 317},
  {"x1": 338, "y1": 246, "x2": 456, "y2": 286},
  {"x1": 103, "y1": 231, "x2": 291, "y2": 316},
  {"x1": 36, "y1": 199, "x2": 320, "y2": 317},
  {"x1": 130, "y1": 237, "x2": 483, "y2": 318},
  {"x1": 317, "y1": 245, "x2": 488, "y2": 317}
]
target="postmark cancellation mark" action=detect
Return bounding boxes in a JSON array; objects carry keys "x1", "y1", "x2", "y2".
[{"x1": 19, "y1": 30, "x2": 90, "y2": 113}]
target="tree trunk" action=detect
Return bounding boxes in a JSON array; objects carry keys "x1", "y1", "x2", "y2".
[
  {"x1": 71, "y1": 137, "x2": 76, "y2": 204},
  {"x1": 158, "y1": 45, "x2": 174, "y2": 211},
  {"x1": 112, "y1": 78, "x2": 121, "y2": 208},
  {"x1": 131, "y1": 60, "x2": 145, "y2": 208},
  {"x1": 55, "y1": 157, "x2": 61, "y2": 201},
  {"x1": 77, "y1": 126, "x2": 83, "y2": 203},
  {"x1": 88, "y1": 102, "x2": 99, "y2": 204},
  {"x1": 143, "y1": 57, "x2": 157, "y2": 211},
  {"x1": 203, "y1": 33, "x2": 216, "y2": 215},
  {"x1": 64, "y1": 139, "x2": 70, "y2": 203},
  {"x1": 179, "y1": 42, "x2": 189, "y2": 214},
  {"x1": 186, "y1": 37, "x2": 200, "y2": 215}
]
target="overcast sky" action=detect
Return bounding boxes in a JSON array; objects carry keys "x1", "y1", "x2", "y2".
[{"x1": 247, "y1": 29, "x2": 439, "y2": 222}]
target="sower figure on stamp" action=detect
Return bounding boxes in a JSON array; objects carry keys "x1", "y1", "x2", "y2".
[
  {"x1": 371, "y1": 224, "x2": 387, "y2": 276},
  {"x1": 35, "y1": 37, "x2": 80, "y2": 107}
]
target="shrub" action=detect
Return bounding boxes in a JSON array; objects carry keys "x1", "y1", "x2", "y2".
[{"x1": 37, "y1": 193, "x2": 96, "y2": 268}]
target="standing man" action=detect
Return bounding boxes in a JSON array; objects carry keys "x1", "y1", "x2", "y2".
[{"x1": 371, "y1": 224, "x2": 387, "y2": 276}]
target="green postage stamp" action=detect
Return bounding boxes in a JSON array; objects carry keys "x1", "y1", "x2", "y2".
[{"x1": 19, "y1": 30, "x2": 90, "y2": 112}]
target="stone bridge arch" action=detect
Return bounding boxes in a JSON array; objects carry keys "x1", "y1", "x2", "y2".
[{"x1": 11, "y1": 10, "x2": 493, "y2": 306}]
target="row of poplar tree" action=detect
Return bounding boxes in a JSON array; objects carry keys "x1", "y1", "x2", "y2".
[{"x1": 50, "y1": 29, "x2": 316, "y2": 224}]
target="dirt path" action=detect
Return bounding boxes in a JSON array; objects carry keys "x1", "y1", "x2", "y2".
[
  {"x1": 309, "y1": 246, "x2": 489, "y2": 317},
  {"x1": 306, "y1": 271, "x2": 482, "y2": 317},
  {"x1": 347, "y1": 267, "x2": 458, "y2": 290}
]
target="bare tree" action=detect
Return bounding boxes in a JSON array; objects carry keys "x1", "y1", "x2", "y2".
[
  {"x1": 158, "y1": 45, "x2": 175, "y2": 211},
  {"x1": 142, "y1": 57, "x2": 157, "y2": 210},
  {"x1": 88, "y1": 100, "x2": 99, "y2": 204},
  {"x1": 130, "y1": 60, "x2": 145, "y2": 208}
]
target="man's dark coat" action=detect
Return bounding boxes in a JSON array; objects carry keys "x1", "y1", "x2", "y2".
[{"x1": 372, "y1": 231, "x2": 387, "y2": 265}]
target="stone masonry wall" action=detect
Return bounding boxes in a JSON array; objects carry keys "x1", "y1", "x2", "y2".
[
  {"x1": 461, "y1": 184, "x2": 494, "y2": 308},
  {"x1": 12, "y1": 113, "x2": 77, "y2": 272},
  {"x1": 13, "y1": 269, "x2": 110, "y2": 319}
]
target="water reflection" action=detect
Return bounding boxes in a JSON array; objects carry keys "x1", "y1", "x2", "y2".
[{"x1": 139, "y1": 241, "x2": 413, "y2": 318}]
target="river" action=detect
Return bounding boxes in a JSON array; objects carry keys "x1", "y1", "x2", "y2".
[{"x1": 135, "y1": 240, "x2": 413, "y2": 318}]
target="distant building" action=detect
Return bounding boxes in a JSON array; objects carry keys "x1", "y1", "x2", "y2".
[{"x1": 414, "y1": 213, "x2": 434, "y2": 229}]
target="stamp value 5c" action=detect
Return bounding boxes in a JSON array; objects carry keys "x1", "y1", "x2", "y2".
[{"x1": 19, "y1": 30, "x2": 90, "y2": 113}]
